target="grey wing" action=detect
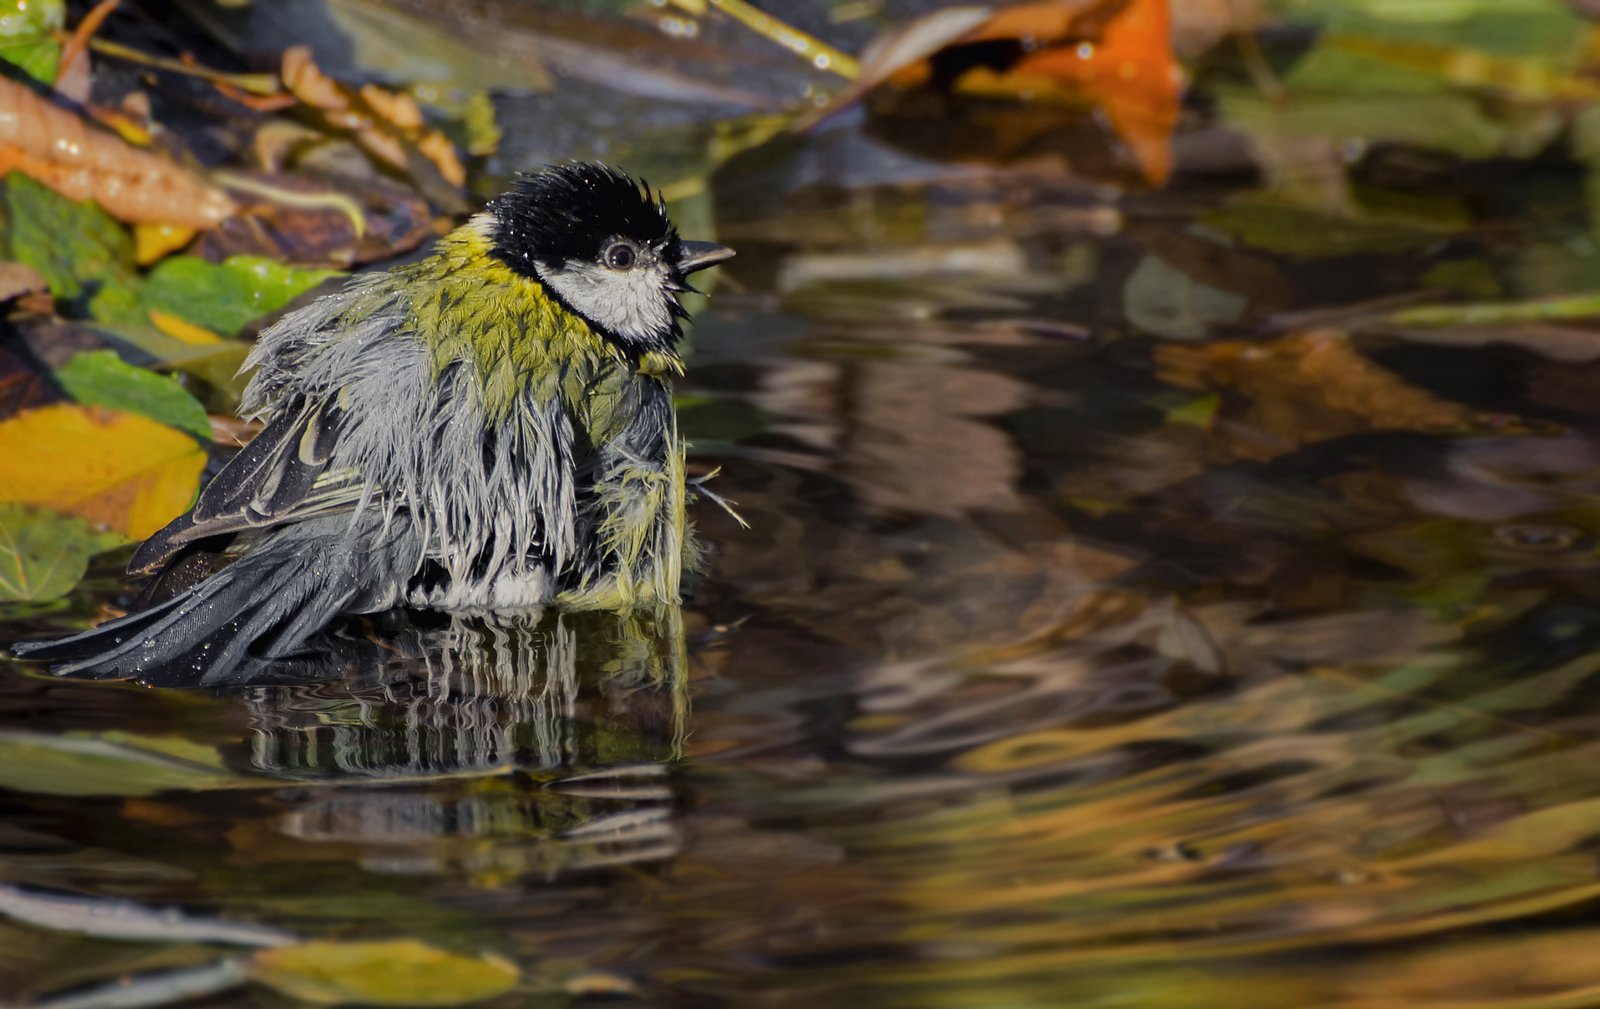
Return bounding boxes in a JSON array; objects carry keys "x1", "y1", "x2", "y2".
[{"x1": 129, "y1": 393, "x2": 365, "y2": 573}]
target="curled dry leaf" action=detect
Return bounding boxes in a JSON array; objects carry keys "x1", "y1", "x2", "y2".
[
  {"x1": 196, "y1": 170, "x2": 432, "y2": 268},
  {"x1": 0, "y1": 76, "x2": 236, "y2": 229},
  {"x1": 281, "y1": 45, "x2": 466, "y2": 192}
]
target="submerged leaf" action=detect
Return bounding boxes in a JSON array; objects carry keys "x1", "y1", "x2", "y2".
[
  {"x1": 0, "y1": 403, "x2": 205, "y2": 539},
  {"x1": 248, "y1": 940, "x2": 520, "y2": 1006},
  {"x1": 0, "y1": 730, "x2": 238, "y2": 797},
  {"x1": 812, "y1": 0, "x2": 1181, "y2": 184},
  {"x1": 1155, "y1": 328, "x2": 1539, "y2": 456},
  {"x1": 0, "y1": 503, "x2": 121, "y2": 602}
]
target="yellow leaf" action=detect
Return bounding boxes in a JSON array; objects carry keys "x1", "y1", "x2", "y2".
[
  {"x1": 0, "y1": 404, "x2": 205, "y2": 539},
  {"x1": 134, "y1": 223, "x2": 197, "y2": 265},
  {"x1": 248, "y1": 940, "x2": 521, "y2": 1006},
  {"x1": 148, "y1": 308, "x2": 225, "y2": 345}
]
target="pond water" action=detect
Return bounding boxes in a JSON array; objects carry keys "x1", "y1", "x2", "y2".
[{"x1": 8, "y1": 3, "x2": 1600, "y2": 1007}]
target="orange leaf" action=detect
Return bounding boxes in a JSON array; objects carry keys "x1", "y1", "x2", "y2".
[
  {"x1": 0, "y1": 77, "x2": 236, "y2": 229},
  {"x1": 988, "y1": 0, "x2": 1181, "y2": 184},
  {"x1": 0, "y1": 404, "x2": 205, "y2": 539},
  {"x1": 810, "y1": 0, "x2": 1181, "y2": 185},
  {"x1": 967, "y1": 0, "x2": 1118, "y2": 43}
]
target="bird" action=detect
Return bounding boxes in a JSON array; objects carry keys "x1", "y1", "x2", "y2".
[{"x1": 13, "y1": 162, "x2": 734, "y2": 685}]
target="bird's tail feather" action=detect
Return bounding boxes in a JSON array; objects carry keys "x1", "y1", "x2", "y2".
[{"x1": 11, "y1": 531, "x2": 367, "y2": 686}]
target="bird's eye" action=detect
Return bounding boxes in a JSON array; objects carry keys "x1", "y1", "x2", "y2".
[{"x1": 603, "y1": 242, "x2": 637, "y2": 270}]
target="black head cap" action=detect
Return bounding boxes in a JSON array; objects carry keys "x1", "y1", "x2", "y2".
[{"x1": 487, "y1": 163, "x2": 679, "y2": 276}]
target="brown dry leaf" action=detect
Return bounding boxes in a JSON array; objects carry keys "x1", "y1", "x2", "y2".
[
  {"x1": 196, "y1": 170, "x2": 431, "y2": 268},
  {"x1": 0, "y1": 403, "x2": 205, "y2": 539},
  {"x1": 0, "y1": 262, "x2": 47, "y2": 303},
  {"x1": 0, "y1": 345, "x2": 61, "y2": 420},
  {"x1": 280, "y1": 45, "x2": 466, "y2": 190},
  {"x1": 1155, "y1": 329, "x2": 1538, "y2": 457},
  {"x1": 0, "y1": 76, "x2": 235, "y2": 229}
]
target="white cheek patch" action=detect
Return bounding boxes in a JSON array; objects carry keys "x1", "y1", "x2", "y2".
[{"x1": 535, "y1": 261, "x2": 674, "y2": 347}]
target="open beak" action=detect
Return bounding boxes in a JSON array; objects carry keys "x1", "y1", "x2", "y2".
[{"x1": 677, "y1": 240, "x2": 735, "y2": 275}]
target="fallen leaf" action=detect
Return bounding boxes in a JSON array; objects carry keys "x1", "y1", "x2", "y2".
[
  {"x1": 140, "y1": 255, "x2": 341, "y2": 336},
  {"x1": 0, "y1": 502, "x2": 121, "y2": 602},
  {"x1": 0, "y1": 260, "x2": 46, "y2": 302},
  {"x1": 1155, "y1": 329, "x2": 1541, "y2": 458},
  {"x1": 0, "y1": 344, "x2": 60, "y2": 419},
  {"x1": 148, "y1": 308, "x2": 227, "y2": 346},
  {"x1": 809, "y1": 0, "x2": 1182, "y2": 184},
  {"x1": 0, "y1": 0, "x2": 63, "y2": 86},
  {"x1": 0, "y1": 730, "x2": 239, "y2": 797},
  {"x1": 0, "y1": 77, "x2": 236, "y2": 228},
  {"x1": 6, "y1": 171, "x2": 140, "y2": 305},
  {"x1": 958, "y1": 0, "x2": 1182, "y2": 184},
  {"x1": 134, "y1": 222, "x2": 197, "y2": 265},
  {"x1": 248, "y1": 940, "x2": 520, "y2": 1006},
  {"x1": 0, "y1": 403, "x2": 205, "y2": 539},
  {"x1": 282, "y1": 45, "x2": 465, "y2": 201},
  {"x1": 54, "y1": 349, "x2": 212, "y2": 441},
  {"x1": 196, "y1": 170, "x2": 432, "y2": 268}
]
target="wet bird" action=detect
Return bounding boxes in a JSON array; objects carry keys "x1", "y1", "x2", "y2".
[{"x1": 14, "y1": 163, "x2": 733, "y2": 684}]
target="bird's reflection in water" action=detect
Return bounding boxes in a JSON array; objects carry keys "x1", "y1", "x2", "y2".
[{"x1": 216, "y1": 607, "x2": 688, "y2": 877}]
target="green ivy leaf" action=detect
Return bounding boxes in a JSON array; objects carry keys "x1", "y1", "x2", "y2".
[
  {"x1": 55, "y1": 350, "x2": 212, "y2": 442},
  {"x1": 0, "y1": 502, "x2": 123, "y2": 602},
  {"x1": 4, "y1": 173, "x2": 140, "y2": 306},
  {"x1": 0, "y1": 0, "x2": 63, "y2": 86},
  {"x1": 141, "y1": 255, "x2": 341, "y2": 336}
]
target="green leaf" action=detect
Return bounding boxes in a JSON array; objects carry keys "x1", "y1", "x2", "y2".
[
  {"x1": 141, "y1": 256, "x2": 341, "y2": 336},
  {"x1": 0, "y1": 0, "x2": 63, "y2": 85},
  {"x1": 55, "y1": 350, "x2": 212, "y2": 441},
  {"x1": 0, "y1": 502, "x2": 122, "y2": 602},
  {"x1": 1, "y1": 180, "x2": 298, "y2": 404},
  {"x1": 4, "y1": 173, "x2": 140, "y2": 306},
  {"x1": 0, "y1": 729, "x2": 236, "y2": 796},
  {"x1": 1203, "y1": 192, "x2": 1466, "y2": 257},
  {"x1": 248, "y1": 940, "x2": 521, "y2": 1006}
]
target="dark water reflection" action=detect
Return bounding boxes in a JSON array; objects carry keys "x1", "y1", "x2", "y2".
[{"x1": 13, "y1": 26, "x2": 1600, "y2": 1009}]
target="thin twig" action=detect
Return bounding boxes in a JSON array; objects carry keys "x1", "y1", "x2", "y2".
[
  {"x1": 84, "y1": 37, "x2": 281, "y2": 95},
  {"x1": 56, "y1": 0, "x2": 121, "y2": 90},
  {"x1": 671, "y1": 0, "x2": 860, "y2": 80}
]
